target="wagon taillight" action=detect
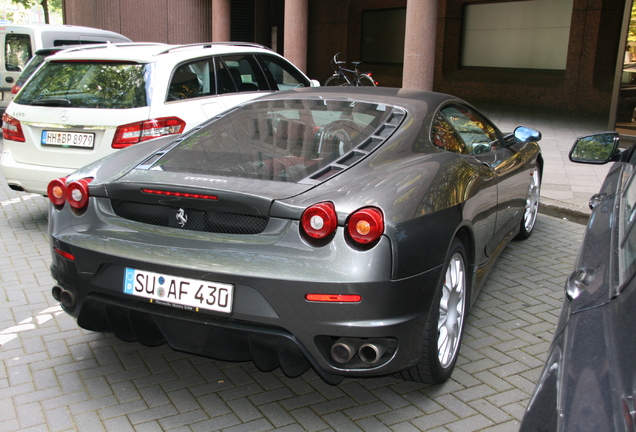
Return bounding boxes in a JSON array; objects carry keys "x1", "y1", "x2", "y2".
[
  {"x1": 2, "y1": 113, "x2": 25, "y2": 142},
  {"x1": 112, "y1": 116, "x2": 186, "y2": 148}
]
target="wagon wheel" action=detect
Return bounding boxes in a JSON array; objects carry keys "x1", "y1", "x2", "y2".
[{"x1": 400, "y1": 237, "x2": 469, "y2": 384}]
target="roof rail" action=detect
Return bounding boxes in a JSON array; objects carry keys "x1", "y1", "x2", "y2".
[
  {"x1": 59, "y1": 42, "x2": 167, "y2": 54},
  {"x1": 156, "y1": 41, "x2": 273, "y2": 56}
]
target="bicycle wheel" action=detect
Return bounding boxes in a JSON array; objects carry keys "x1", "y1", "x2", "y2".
[
  {"x1": 356, "y1": 74, "x2": 376, "y2": 86},
  {"x1": 325, "y1": 75, "x2": 348, "y2": 86}
]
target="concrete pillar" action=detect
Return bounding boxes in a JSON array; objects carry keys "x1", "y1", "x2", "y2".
[
  {"x1": 402, "y1": 0, "x2": 438, "y2": 90},
  {"x1": 212, "y1": 0, "x2": 231, "y2": 42},
  {"x1": 283, "y1": 0, "x2": 308, "y2": 73}
]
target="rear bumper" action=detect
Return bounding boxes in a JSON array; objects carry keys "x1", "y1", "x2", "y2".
[
  {"x1": 1, "y1": 145, "x2": 72, "y2": 195},
  {"x1": 49, "y1": 232, "x2": 443, "y2": 382}
]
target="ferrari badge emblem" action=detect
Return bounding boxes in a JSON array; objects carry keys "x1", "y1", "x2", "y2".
[{"x1": 176, "y1": 208, "x2": 188, "y2": 227}]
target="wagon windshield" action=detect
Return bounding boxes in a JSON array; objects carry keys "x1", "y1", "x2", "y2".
[
  {"x1": 149, "y1": 98, "x2": 394, "y2": 182},
  {"x1": 14, "y1": 61, "x2": 150, "y2": 108}
]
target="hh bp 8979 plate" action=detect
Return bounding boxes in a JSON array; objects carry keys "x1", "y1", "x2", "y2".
[
  {"x1": 41, "y1": 130, "x2": 95, "y2": 148},
  {"x1": 123, "y1": 268, "x2": 234, "y2": 313}
]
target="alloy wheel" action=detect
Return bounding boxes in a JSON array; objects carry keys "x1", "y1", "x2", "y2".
[
  {"x1": 437, "y1": 252, "x2": 466, "y2": 369},
  {"x1": 523, "y1": 168, "x2": 541, "y2": 233}
]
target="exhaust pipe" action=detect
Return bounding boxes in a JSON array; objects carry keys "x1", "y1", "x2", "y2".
[
  {"x1": 52, "y1": 285, "x2": 76, "y2": 309},
  {"x1": 331, "y1": 338, "x2": 362, "y2": 364},
  {"x1": 359, "y1": 339, "x2": 388, "y2": 365},
  {"x1": 51, "y1": 285, "x2": 63, "y2": 301}
]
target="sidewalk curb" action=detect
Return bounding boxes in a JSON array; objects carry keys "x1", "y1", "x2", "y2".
[{"x1": 539, "y1": 198, "x2": 590, "y2": 225}]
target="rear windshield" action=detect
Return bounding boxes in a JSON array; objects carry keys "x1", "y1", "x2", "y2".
[
  {"x1": 17, "y1": 53, "x2": 49, "y2": 83},
  {"x1": 14, "y1": 61, "x2": 150, "y2": 108},
  {"x1": 149, "y1": 98, "x2": 395, "y2": 182}
]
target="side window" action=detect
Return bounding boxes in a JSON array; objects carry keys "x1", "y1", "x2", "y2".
[
  {"x1": 259, "y1": 54, "x2": 308, "y2": 90},
  {"x1": 215, "y1": 58, "x2": 237, "y2": 94},
  {"x1": 438, "y1": 104, "x2": 501, "y2": 155},
  {"x1": 431, "y1": 113, "x2": 467, "y2": 154},
  {"x1": 217, "y1": 55, "x2": 267, "y2": 94},
  {"x1": 167, "y1": 59, "x2": 215, "y2": 102},
  {"x1": 5, "y1": 33, "x2": 32, "y2": 72},
  {"x1": 621, "y1": 171, "x2": 636, "y2": 283}
]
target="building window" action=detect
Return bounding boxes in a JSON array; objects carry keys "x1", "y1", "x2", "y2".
[
  {"x1": 361, "y1": 8, "x2": 406, "y2": 64},
  {"x1": 461, "y1": 0, "x2": 573, "y2": 70}
]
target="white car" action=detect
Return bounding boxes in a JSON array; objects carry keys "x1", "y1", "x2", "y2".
[{"x1": 1, "y1": 42, "x2": 319, "y2": 195}]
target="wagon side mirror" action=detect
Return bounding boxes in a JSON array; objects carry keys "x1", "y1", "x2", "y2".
[
  {"x1": 513, "y1": 126, "x2": 541, "y2": 143},
  {"x1": 569, "y1": 132, "x2": 620, "y2": 164}
]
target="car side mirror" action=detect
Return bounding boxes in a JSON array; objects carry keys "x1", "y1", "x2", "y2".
[
  {"x1": 513, "y1": 126, "x2": 542, "y2": 143},
  {"x1": 569, "y1": 132, "x2": 619, "y2": 164},
  {"x1": 310, "y1": 79, "x2": 321, "y2": 87}
]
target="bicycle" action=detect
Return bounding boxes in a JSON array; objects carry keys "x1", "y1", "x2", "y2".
[{"x1": 324, "y1": 52, "x2": 377, "y2": 87}]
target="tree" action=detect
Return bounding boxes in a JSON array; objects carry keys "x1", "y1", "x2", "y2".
[{"x1": 10, "y1": 0, "x2": 62, "y2": 24}]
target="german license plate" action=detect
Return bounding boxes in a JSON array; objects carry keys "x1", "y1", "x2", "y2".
[
  {"x1": 123, "y1": 268, "x2": 233, "y2": 313},
  {"x1": 41, "y1": 130, "x2": 95, "y2": 148}
]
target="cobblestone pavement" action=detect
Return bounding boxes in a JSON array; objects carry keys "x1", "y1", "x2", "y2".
[{"x1": 0, "y1": 172, "x2": 585, "y2": 431}]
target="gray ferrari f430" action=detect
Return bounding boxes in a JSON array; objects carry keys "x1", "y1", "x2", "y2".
[{"x1": 47, "y1": 87, "x2": 542, "y2": 385}]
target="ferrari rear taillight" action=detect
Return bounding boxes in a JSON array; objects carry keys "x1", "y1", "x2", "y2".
[
  {"x1": 301, "y1": 202, "x2": 338, "y2": 239},
  {"x1": 66, "y1": 178, "x2": 93, "y2": 209},
  {"x1": 347, "y1": 207, "x2": 384, "y2": 244},
  {"x1": 300, "y1": 203, "x2": 385, "y2": 246},
  {"x1": 2, "y1": 113, "x2": 25, "y2": 142},
  {"x1": 47, "y1": 177, "x2": 93, "y2": 210},
  {"x1": 47, "y1": 177, "x2": 67, "y2": 207},
  {"x1": 112, "y1": 117, "x2": 186, "y2": 148}
]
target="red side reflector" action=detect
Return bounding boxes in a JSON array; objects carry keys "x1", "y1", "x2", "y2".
[
  {"x1": 141, "y1": 189, "x2": 218, "y2": 200},
  {"x1": 305, "y1": 294, "x2": 362, "y2": 303},
  {"x1": 53, "y1": 247, "x2": 75, "y2": 261}
]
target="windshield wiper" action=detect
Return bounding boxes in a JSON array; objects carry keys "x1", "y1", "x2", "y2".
[{"x1": 31, "y1": 98, "x2": 72, "y2": 107}]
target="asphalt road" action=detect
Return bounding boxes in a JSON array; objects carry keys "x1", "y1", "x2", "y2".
[{"x1": 0, "y1": 138, "x2": 586, "y2": 431}]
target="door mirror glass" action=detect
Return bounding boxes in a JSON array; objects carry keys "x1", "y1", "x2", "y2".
[
  {"x1": 513, "y1": 126, "x2": 541, "y2": 143},
  {"x1": 569, "y1": 133, "x2": 619, "y2": 164}
]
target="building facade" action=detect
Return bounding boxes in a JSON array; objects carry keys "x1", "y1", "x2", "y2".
[{"x1": 61, "y1": 0, "x2": 627, "y2": 119}]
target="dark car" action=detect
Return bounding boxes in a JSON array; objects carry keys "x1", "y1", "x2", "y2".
[
  {"x1": 47, "y1": 87, "x2": 542, "y2": 385},
  {"x1": 520, "y1": 133, "x2": 636, "y2": 430}
]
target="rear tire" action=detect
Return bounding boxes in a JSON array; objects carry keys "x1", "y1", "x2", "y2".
[
  {"x1": 356, "y1": 75, "x2": 376, "y2": 86},
  {"x1": 325, "y1": 75, "x2": 347, "y2": 86},
  {"x1": 400, "y1": 238, "x2": 468, "y2": 384},
  {"x1": 516, "y1": 167, "x2": 541, "y2": 240}
]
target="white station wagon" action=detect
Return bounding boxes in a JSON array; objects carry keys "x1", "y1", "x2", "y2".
[{"x1": 1, "y1": 42, "x2": 318, "y2": 195}]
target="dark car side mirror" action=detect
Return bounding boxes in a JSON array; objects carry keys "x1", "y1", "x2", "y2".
[
  {"x1": 513, "y1": 126, "x2": 542, "y2": 143},
  {"x1": 569, "y1": 132, "x2": 620, "y2": 164}
]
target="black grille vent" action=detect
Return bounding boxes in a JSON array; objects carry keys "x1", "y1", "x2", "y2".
[{"x1": 111, "y1": 200, "x2": 269, "y2": 234}]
